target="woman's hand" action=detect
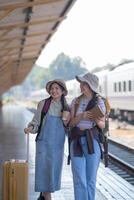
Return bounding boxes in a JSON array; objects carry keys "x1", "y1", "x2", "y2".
[
  {"x1": 95, "y1": 117, "x2": 105, "y2": 129},
  {"x1": 83, "y1": 111, "x2": 105, "y2": 129},
  {"x1": 62, "y1": 112, "x2": 71, "y2": 126},
  {"x1": 69, "y1": 113, "x2": 83, "y2": 127},
  {"x1": 24, "y1": 126, "x2": 33, "y2": 134}
]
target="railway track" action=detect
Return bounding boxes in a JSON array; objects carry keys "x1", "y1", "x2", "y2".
[{"x1": 108, "y1": 139, "x2": 134, "y2": 186}]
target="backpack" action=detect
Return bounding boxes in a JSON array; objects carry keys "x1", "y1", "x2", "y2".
[
  {"x1": 36, "y1": 97, "x2": 52, "y2": 141},
  {"x1": 99, "y1": 96, "x2": 111, "y2": 139},
  {"x1": 98, "y1": 96, "x2": 111, "y2": 167}
]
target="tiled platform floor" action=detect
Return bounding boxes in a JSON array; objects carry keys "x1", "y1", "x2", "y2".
[{"x1": 0, "y1": 104, "x2": 134, "y2": 200}]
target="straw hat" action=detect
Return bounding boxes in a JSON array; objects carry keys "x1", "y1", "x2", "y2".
[
  {"x1": 76, "y1": 72, "x2": 99, "y2": 93},
  {"x1": 46, "y1": 79, "x2": 68, "y2": 96}
]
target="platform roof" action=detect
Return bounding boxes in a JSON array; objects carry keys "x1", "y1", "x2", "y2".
[{"x1": 0, "y1": 0, "x2": 76, "y2": 95}]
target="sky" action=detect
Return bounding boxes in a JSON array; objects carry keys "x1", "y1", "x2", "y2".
[{"x1": 36, "y1": 0, "x2": 134, "y2": 71}]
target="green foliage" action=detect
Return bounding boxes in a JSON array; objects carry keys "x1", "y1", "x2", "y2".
[
  {"x1": 22, "y1": 53, "x2": 87, "y2": 90},
  {"x1": 49, "y1": 53, "x2": 87, "y2": 80}
]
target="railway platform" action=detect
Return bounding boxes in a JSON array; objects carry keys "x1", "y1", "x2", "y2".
[{"x1": 0, "y1": 103, "x2": 134, "y2": 200}]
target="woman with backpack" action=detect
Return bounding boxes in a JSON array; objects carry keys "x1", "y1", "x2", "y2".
[
  {"x1": 24, "y1": 79, "x2": 70, "y2": 200},
  {"x1": 69, "y1": 72, "x2": 106, "y2": 200}
]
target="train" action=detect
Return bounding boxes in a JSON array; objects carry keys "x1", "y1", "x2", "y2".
[
  {"x1": 66, "y1": 62, "x2": 134, "y2": 122},
  {"x1": 29, "y1": 62, "x2": 134, "y2": 122},
  {"x1": 95, "y1": 62, "x2": 134, "y2": 122}
]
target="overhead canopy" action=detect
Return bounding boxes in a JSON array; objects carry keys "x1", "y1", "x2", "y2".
[{"x1": 0, "y1": 0, "x2": 76, "y2": 95}]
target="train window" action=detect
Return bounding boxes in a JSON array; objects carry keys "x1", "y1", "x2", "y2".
[
  {"x1": 128, "y1": 80, "x2": 132, "y2": 91},
  {"x1": 119, "y1": 82, "x2": 121, "y2": 92},
  {"x1": 123, "y1": 81, "x2": 126, "y2": 92},
  {"x1": 114, "y1": 83, "x2": 117, "y2": 92}
]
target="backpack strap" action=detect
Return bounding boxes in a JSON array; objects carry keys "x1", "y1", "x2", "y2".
[
  {"x1": 97, "y1": 95, "x2": 111, "y2": 114},
  {"x1": 35, "y1": 96, "x2": 52, "y2": 141},
  {"x1": 73, "y1": 94, "x2": 84, "y2": 117},
  {"x1": 105, "y1": 97, "x2": 111, "y2": 114},
  {"x1": 43, "y1": 96, "x2": 52, "y2": 114},
  {"x1": 94, "y1": 95, "x2": 109, "y2": 167}
]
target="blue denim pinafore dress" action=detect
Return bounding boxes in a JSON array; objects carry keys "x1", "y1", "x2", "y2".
[{"x1": 35, "y1": 113, "x2": 65, "y2": 192}]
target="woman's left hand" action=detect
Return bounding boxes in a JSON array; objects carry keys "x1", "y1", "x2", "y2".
[
  {"x1": 62, "y1": 112, "x2": 71, "y2": 125},
  {"x1": 95, "y1": 117, "x2": 105, "y2": 129}
]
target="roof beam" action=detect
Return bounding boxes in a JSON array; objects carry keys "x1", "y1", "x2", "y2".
[
  {"x1": 0, "y1": 49, "x2": 39, "y2": 59},
  {"x1": 0, "y1": 9, "x2": 14, "y2": 21},
  {"x1": 0, "y1": 29, "x2": 14, "y2": 38},
  {"x1": 0, "y1": 56, "x2": 37, "y2": 63},
  {"x1": 0, "y1": 49, "x2": 13, "y2": 57},
  {"x1": 0, "y1": 41, "x2": 47, "y2": 52},
  {"x1": 0, "y1": 59, "x2": 13, "y2": 68},
  {"x1": 0, "y1": 40, "x2": 13, "y2": 50},
  {"x1": 0, "y1": 16, "x2": 65, "y2": 30},
  {"x1": 0, "y1": 30, "x2": 54, "y2": 42},
  {"x1": 0, "y1": 0, "x2": 63, "y2": 21},
  {"x1": 0, "y1": 0, "x2": 63, "y2": 11},
  {"x1": 0, "y1": 77, "x2": 13, "y2": 88}
]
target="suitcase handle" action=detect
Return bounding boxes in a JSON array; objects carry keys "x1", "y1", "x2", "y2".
[{"x1": 26, "y1": 134, "x2": 29, "y2": 163}]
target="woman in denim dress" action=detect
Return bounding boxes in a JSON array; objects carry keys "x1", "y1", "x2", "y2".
[
  {"x1": 69, "y1": 72, "x2": 106, "y2": 200},
  {"x1": 24, "y1": 79, "x2": 70, "y2": 200}
]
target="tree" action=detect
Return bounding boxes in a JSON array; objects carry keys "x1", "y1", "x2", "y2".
[
  {"x1": 19, "y1": 53, "x2": 87, "y2": 92},
  {"x1": 49, "y1": 53, "x2": 87, "y2": 80}
]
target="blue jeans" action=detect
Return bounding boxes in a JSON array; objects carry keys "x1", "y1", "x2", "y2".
[{"x1": 70, "y1": 137, "x2": 101, "y2": 200}]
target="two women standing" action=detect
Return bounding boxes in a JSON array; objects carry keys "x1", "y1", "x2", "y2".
[{"x1": 24, "y1": 72, "x2": 106, "y2": 200}]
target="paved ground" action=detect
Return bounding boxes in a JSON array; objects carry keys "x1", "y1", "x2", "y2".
[
  {"x1": 0, "y1": 104, "x2": 134, "y2": 200},
  {"x1": 28, "y1": 134, "x2": 107, "y2": 200}
]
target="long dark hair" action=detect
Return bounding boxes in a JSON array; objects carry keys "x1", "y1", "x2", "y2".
[{"x1": 61, "y1": 94, "x2": 69, "y2": 112}]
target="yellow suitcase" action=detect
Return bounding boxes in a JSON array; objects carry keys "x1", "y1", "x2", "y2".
[{"x1": 3, "y1": 135, "x2": 29, "y2": 200}]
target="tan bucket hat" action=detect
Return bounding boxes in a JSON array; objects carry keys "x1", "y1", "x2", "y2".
[
  {"x1": 76, "y1": 72, "x2": 99, "y2": 93},
  {"x1": 46, "y1": 79, "x2": 68, "y2": 96}
]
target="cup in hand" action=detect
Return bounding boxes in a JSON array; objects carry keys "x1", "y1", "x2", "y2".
[{"x1": 62, "y1": 111, "x2": 70, "y2": 121}]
